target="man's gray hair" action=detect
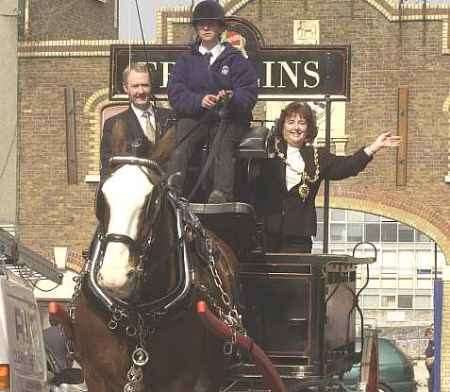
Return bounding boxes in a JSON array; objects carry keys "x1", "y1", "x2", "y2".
[{"x1": 122, "y1": 62, "x2": 150, "y2": 85}]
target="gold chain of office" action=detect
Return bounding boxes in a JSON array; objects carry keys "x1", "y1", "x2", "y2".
[{"x1": 274, "y1": 137, "x2": 320, "y2": 201}]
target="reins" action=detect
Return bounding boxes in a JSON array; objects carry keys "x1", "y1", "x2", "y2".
[{"x1": 187, "y1": 97, "x2": 231, "y2": 200}]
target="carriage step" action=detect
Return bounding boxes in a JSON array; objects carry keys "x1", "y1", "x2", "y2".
[
  {"x1": 227, "y1": 362, "x2": 316, "y2": 379},
  {"x1": 221, "y1": 374, "x2": 325, "y2": 392},
  {"x1": 189, "y1": 201, "x2": 256, "y2": 216}
]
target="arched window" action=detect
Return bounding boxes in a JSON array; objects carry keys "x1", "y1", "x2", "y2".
[{"x1": 313, "y1": 208, "x2": 445, "y2": 329}]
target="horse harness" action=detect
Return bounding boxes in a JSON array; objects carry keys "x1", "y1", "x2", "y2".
[{"x1": 70, "y1": 159, "x2": 244, "y2": 392}]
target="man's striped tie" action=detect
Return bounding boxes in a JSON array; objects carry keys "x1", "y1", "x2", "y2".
[{"x1": 142, "y1": 111, "x2": 156, "y2": 144}]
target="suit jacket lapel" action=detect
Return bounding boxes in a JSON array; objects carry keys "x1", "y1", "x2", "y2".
[
  {"x1": 127, "y1": 107, "x2": 142, "y2": 139},
  {"x1": 132, "y1": 105, "x2": 164, "y2": 141}
]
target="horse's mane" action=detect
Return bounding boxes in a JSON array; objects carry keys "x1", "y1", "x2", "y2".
[
  {"x1": 111, "y1": 117, "x2": 128, "y2": 154},
  {"x1": 150, "y1": 127, "x2": 175, "y2": 163}
]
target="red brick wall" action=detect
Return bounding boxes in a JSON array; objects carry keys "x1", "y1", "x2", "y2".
[
  {"x1": 21, "y1": 0, "x2": 117, "y2": 40},
  {"x1": 17, "y1": 0, "x2": 450, "y2": 258},
  {"x1": 18, "y1": 57, "x2": 110, "y2": 257}
]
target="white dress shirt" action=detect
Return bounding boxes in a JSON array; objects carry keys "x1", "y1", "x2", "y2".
[
  {"x1": 198, "y1": 42, "x2": 225, "y2": 65},
  {"x1": 285, "y1": 145, "x2": 306, "y2": 191},
  {"x1": 131, "y1": 104, "x2": 157, "y2": 136}
]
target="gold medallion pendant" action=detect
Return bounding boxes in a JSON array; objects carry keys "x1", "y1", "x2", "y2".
[{"x1": 298, "y1": 182, "x2": 309, "y2": 201}]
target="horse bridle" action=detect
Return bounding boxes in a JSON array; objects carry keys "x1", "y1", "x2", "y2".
[
  {"x1": 88, "y1": 156, "x2": 194, "y2": 316},
  {"x1": 97, "y1": 156, "x2": 164, "y2": 256}
]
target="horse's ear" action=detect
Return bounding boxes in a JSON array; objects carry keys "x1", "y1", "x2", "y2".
[
  {"x1": 150, "y1": 127, "x2": 176, "y2": 163},
  {"x1": 111, "y1": 118, "x2": 128, "y2": 155}
]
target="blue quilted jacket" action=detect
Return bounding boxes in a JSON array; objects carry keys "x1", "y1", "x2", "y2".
[{"x1": 168, "y1": 42, "x2": 258, "y2": 125}]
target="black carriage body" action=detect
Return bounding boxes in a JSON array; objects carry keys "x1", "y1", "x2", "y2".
[
  {"x1": 191, "y1": 202, "x2": 364, "y2": 391},
  {"x1": 186, "y1": 125, "x2": 364, "y2": 389},
  {"x1": 231, "y1": 253, "x2": 357, "y2": 390}
]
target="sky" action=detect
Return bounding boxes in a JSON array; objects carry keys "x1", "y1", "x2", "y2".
[
  {"x1": 119, "y1": 0, "x2": 192, "y2": 42},
  {"x1": 119, "y1": 0, "x2": 450, "y2": 42}
]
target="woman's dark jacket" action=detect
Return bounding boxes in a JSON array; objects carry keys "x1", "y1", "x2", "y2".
[
  {"x1": 167, "y1": 41, "x2": 258, "y2": 125},
  {"x1": 256, "y1": 142, "x2": 372, "y2": 243}
]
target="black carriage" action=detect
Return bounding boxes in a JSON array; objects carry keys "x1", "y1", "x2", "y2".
[
  {"x1": 186, "y1": 125, "x2": 376, "y2": 392},
  {"x1": 93, "y1": 32, "x2": 377, "y2": 391}
]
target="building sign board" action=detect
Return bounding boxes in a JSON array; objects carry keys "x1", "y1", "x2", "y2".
[{"x1": 110, "y1": 17, "x2": 350, "y2": 101}]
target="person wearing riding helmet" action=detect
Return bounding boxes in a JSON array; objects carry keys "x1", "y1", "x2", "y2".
[{"x1": 167, "y1": 0, "x2": 258, "y2": 203}]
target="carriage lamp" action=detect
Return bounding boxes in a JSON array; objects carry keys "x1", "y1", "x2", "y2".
[{"x1": 53, "y1": 246, "x2": 68, "y2": 270}]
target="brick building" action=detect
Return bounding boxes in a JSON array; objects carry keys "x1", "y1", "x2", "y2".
[
  {"x1": 16, "y1": 0, "x2": 450, "y2": 387},
  {"x1": 156, "y1": 0, "x2": 450, "y2": 384},
  {"x1": 17, "y1": 0, "x2": 119, "y2": 255}
]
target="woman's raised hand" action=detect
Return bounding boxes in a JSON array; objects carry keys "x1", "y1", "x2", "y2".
[{"x1": 368, "y1": 131, "x2": 401, "y2": 154}]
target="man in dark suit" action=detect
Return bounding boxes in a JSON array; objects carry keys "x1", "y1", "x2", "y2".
[
  {"x1": 257, "y1": 101, "x2": 401, "y2": 253},
  {"x1": 100, "y1": 62, "x2": 174, "y2": 179}
]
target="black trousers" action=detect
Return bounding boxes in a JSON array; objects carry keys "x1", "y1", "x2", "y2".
[{"x1": 167, "y1": 117, "x2": 245, "y2": 200}]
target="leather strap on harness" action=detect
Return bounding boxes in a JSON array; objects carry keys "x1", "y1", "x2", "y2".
[{"x1": 197, "y1": 301, "x2": 286, "y2": 392}]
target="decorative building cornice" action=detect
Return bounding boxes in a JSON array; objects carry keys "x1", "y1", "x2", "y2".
[
  {"x1": 156, "y1": 6, "x2": 192, "y2": 44},
  {"x1": 17, "y1": 39, "x2": 155, "y2": 58},
  {"x1": 157, "y1": 0, "x2": 450, "y2": 54},
  {"x1": 226, "y1": 0, "x2": 251, "y2": 17},
  {"x1": 365, "y1": 0, "x2": 449, "y2": 21}
]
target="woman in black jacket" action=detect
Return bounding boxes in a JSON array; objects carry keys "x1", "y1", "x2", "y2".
[{"x1": 257, "y1": 101, "x2": 400, "y2": 253}]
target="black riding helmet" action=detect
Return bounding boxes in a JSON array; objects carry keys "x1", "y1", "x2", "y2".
[{"x1": 192, "y1": 0, "x2": 225, "y2": 26}]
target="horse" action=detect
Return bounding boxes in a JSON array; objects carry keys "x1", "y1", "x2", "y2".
[{"x1": 67, "y1": 119, "x2": 241, "y2": 392}]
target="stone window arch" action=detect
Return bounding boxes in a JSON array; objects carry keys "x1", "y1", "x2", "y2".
[{"x1": 83, "y1": 88, "x2": 127, "y2": 182}]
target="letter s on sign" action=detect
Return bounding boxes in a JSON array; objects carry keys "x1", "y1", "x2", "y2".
[{"x1": 304, "y1": 61, "x2": 319, "y2": 88}]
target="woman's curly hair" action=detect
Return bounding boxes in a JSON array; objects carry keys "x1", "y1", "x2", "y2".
[{"x1": 274, "y1": 101, "x2": 318, "y2": 144}]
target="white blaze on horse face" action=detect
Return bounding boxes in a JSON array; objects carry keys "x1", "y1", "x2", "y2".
[{"x1": 97, "y1": 164, "x2": 154, "y2": 294}]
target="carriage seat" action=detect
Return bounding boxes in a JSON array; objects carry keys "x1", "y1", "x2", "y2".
[
  {"x1": 236, "y1": 126, "x2": 269, "y2": 159},
  {"x1": 188, "y1": 202, "x2": 259, "y2": 260},
  {"x1": 200, "y1": 126, "x2": 269, "y2": 159},
  {"x1": 189, "y1": 126, "x2": 272, "y2": 207}
]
